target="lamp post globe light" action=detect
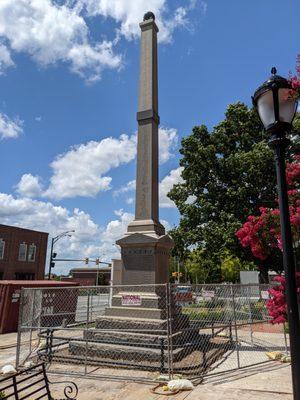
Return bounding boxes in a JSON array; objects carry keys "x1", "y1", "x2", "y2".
[{"x1": 253, "y1": 68, "x2": 300, "y2": 400}]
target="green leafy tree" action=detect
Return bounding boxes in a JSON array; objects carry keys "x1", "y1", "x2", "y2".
[
  {"x1": 169, "y1": 103, "x2": 300, "y2": 281},
  {"x1": 185, "y1": 248, "x2": 220, "y2": 283},
  {"x1": 220, "y1": 249, "x2": 255, "y2": 283}
]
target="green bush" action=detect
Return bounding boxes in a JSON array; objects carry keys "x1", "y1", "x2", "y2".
[
  {"x1": 195, "y1": 299, "x2": 226, "y2": 308},
  {"x1": 183, "y1": 309, "x2": 224, "y2": 322}
]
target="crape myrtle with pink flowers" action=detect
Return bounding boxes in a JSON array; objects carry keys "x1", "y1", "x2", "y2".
[
  {"x1": 288, "y1": 55, "x2": 300, "y2": 102},
  {"x1": 236, "y1": 156, "x2": 300, "y2": 324},
  {"x1": 236, "y1": 156, "x2": 300, "y2": 262}
]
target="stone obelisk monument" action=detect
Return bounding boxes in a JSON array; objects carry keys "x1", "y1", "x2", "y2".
[
  {"x1": 116, "y1": 11, "x2": 174, "y2": 286},
  {"x1": 70, "y1": 14, "x2": 193, "y2": 363}
]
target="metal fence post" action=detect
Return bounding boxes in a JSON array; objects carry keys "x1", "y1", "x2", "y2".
[
  {"x1": 166, "y1": 283, "x2": 173, "y2": 380},
  {"x1": 247, "y1": 286, "x2": 254, "y2": 345},
  {"x1": 16, "y1": 289, "x2": 25, "y2": 369},
  {"x1": 283, "y1": 323, "x2": 289, "y2": 355},
  {"x1": 84, "y1": 288, "x2": 90, "y2": 375},
  {"x1": 231, "y1": 285, "x2": 241, "y2": 369},
  {"x1": 29, "y1": 289, "x2": 36, "y2": 356},
  {"x1": 160, "y1": 337, "x2": 165, "y2": 373}
]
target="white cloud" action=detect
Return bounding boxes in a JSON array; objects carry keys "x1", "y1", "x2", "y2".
[
  {"x1": 0, "y1": 192, "x2": 128, "y2": 274},
  {"x1": 113, "y1": 179, "x2": 136, "y2": 198},
  {"x1": 0, "y1": 0, "x2": 205, "y2": 81},
  {"x1": 41, "y1": 126, "x2": 176, "y2": 200},
  {"x1": 98, "y1": 209, "x2": 134, "y2": 258},
  {"x1": 159, "y1": 127, "x2": 178, "y2": 164},
  {"x1": 44, "y1": 134, "x2": 137, "y2": 200},
  {"x1": 114, "y1": 166, "x2": 184, "y2": 208},
  {"x1": 0, "y1": 43, "x2": 14, "y2": 74},
  {"x1": 159, "y1": 167, "x2": 184, "y2": 208},
  {"x1": 77, "y1": 0, "x2": 201, "y2": 43},
  {"x1": 0, "y1": 112, "x2": 23, "y2": 139},
  {"x1": 0, "y1": 0, "x2": 122, "y2": 82},
  {"x1": 16, "y1": 174, "x2": 43, "y2": 198}
]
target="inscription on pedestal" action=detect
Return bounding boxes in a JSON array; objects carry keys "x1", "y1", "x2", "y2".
[{"x1": 123, "y1": 255, "x2": 154, "y2": 271}]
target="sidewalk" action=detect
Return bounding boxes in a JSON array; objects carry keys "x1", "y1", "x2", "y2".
[
  {"x1": 0, "y1": 333, "x2": 293, "y2": 400},
  {"x1": 48, "y1": 362, "x2": 292, "y2": 400}
]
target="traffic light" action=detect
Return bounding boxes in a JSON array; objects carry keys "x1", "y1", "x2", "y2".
[
  {"x1": 52, "y1": 252, "x2": 57, "y2": 259},
  {"x1": 85, "y1": 257, "x2": 89, "y2": 264},
  {"x1": 50, "y1": 261, "x2": 55, "y2": 269},
  {"x1": 172, "y1": 271, "x2": 182, "y2": 279},
  {"x1": 95, "y1": 258, "x2": 100, "y2": 265}
]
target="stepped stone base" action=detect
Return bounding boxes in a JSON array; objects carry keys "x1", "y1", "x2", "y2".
[
  {"x1": 68, "y1": 289, "x2": 195, "y2": 367},
  {"x1": 69, "y1": 340, "x2": 189, "y2": 362},
  {"x1": 104, "y1": 306, "x2": 166, "y2": 319},
  {"x1": 94, "y1": 316, "x2": 168, "y2": 331},
  {"x1": 84, "y1": 328, "x2": 199, "y2": 344}
]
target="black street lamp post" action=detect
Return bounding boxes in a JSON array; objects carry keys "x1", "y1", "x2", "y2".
[
  {"x1": 48, "y1": 230, "x2": 75, "y2": 279},
  {"x1": 253, "y1": 68, "x2": 300, "y2": 400}
]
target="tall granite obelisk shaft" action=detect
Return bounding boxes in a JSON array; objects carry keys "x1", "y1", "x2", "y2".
[
  {"x1": 116, "y1": 12, "x2": 173, "y2": 286},
  {"x1": 127, "y1": 12, "x2": 163, "y2": 235}
]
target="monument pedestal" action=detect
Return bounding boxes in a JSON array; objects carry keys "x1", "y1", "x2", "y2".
[{"x1": 116, "y1": 232, "x2": 174, "y2": 286}]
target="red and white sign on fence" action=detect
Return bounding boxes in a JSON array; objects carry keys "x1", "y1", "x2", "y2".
[{"x1": 121, "y1": 294, "x2": 142, "y2": 306}]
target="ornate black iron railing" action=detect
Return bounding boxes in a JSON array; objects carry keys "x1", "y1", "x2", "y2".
[{"x1": 0, "y1": 363, "x2": 78, "y2": 400}]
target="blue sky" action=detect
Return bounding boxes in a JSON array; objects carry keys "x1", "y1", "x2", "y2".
[{"x1": 0, "y1": 0, "x2": 299, "y2": 274}]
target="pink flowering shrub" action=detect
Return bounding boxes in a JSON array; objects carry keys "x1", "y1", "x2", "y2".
[
  {"x1": 267, "y1": 274, "x2": 300, "y2": 324},
  {"x1": 288, "y1": 54, "x2": 300, "y2": 100},
  {"x1": 236, "y1": 156, "x2": 300, "y2": 323},
  {"x1": 236, "y1": 156, "x2": 300, "y2": 260}
]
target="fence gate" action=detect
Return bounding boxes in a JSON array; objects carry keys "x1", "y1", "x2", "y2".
[{"x1": 16, "y1": 283, "x2": 289, "y2": 382}]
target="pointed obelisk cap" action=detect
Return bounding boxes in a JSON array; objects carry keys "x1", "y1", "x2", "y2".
[
  {"x1": 143, "y1": 11, "x2": 155, "y2": 21},
  {"x1": 140, "y1": 11, "x2": 159, "y2": 32}
]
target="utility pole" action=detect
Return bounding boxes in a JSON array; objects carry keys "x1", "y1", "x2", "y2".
[{"x1": 48, "y1": 230, "x2": 75, "y2": 279}]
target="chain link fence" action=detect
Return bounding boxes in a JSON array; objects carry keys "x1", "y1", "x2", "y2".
[{"x1": 16, "y1": 283, "x2": 289, "y2": 382}]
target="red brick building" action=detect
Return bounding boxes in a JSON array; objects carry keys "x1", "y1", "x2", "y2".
[
  {"x1": 62, "y1": 267, "x2": 111, "y2": 286},
  {"x1": 0, "y1": 224, "x2": 48, "y2": 280}
]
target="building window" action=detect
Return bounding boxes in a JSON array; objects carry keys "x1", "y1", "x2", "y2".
[
  {"x1": 28, "y1": 244, "x2": 36, "y2": 262},
  {"x1": 18, "y1": 243, "x2": 27, "y2": 261},
  {"x1": 15, "y1": 272, "x2": 35, "y2": 280},
  {"x1": 0, "y1": 239, "x2": 5, "y2": 260}
]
